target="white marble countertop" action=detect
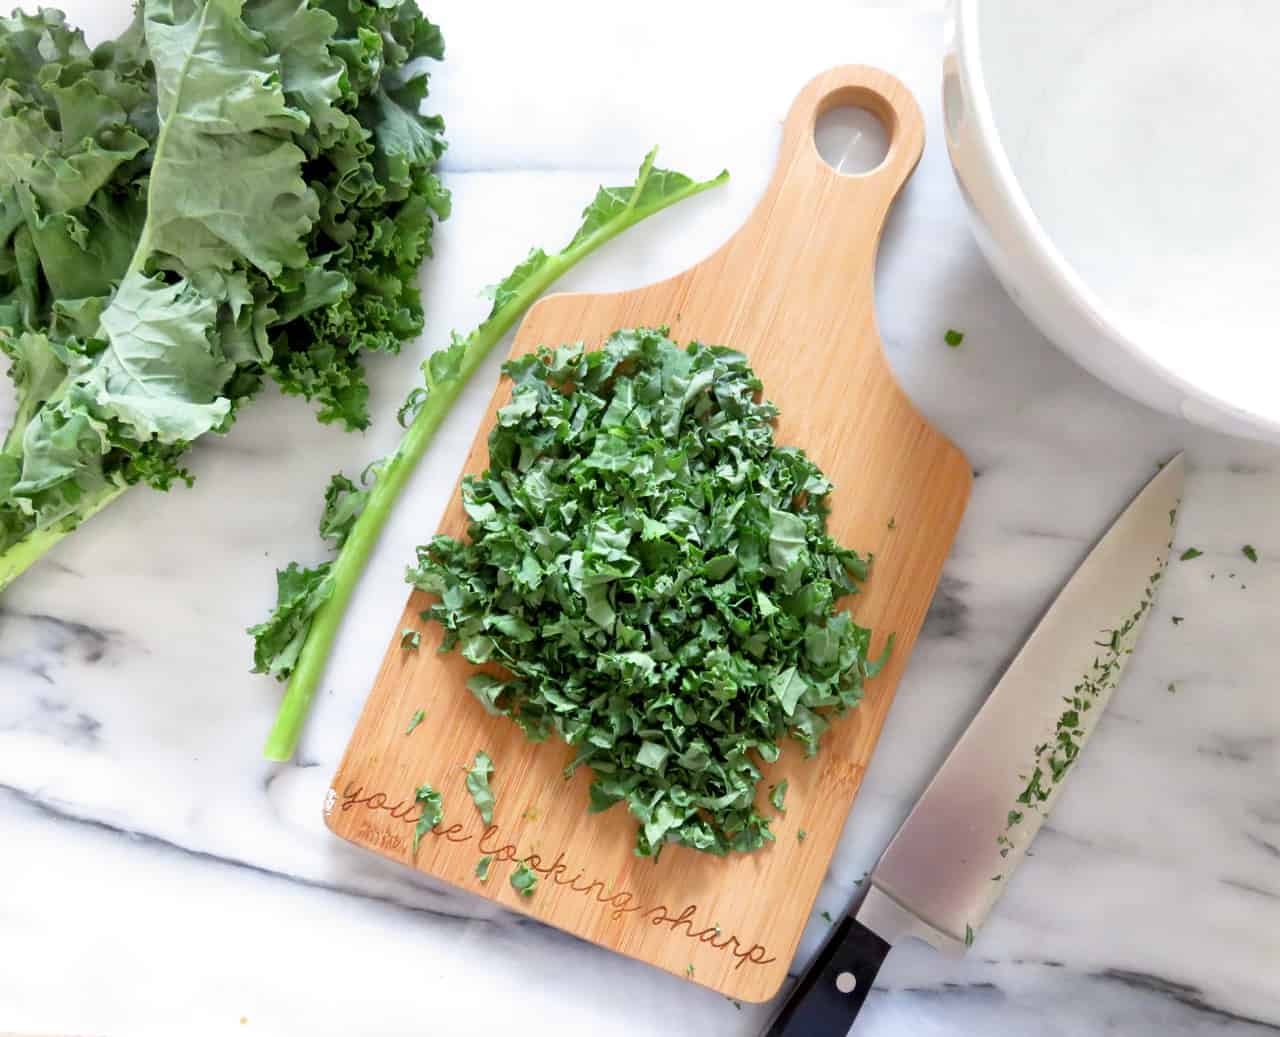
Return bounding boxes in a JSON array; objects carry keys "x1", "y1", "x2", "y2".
[{"x1": 3, "y1": 3, "x2": 1279, "y2": 1035}]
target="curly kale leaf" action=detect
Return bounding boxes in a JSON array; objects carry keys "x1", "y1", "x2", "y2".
[
  {"x1": 262, "y1": 0, "x2": 450, "y2": 429},
  {"x1": 248, "y1": 560, "x2": 334, "y2": 680}
]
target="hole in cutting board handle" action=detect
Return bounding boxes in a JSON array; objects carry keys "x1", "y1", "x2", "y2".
[{"x1": 814, "y1": 104, "x2": 891, "y2": 176}]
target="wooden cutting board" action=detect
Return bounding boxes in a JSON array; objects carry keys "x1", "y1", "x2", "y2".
[{"x1": 326, "y1": 65, "x2": 970, "y2": 1003}]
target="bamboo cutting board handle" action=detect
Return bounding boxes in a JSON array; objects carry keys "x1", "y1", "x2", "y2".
[
  {"x1": 327, "y1": 65, "x2": 970, "y2": 1005},
  {"x1": 518, "y1": 65, "x2": 925, "y2": 364}
]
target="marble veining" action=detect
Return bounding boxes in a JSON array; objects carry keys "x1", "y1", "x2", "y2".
[{"x1": 2, "y1": 3, "x2": 1278, "y2": 1036}]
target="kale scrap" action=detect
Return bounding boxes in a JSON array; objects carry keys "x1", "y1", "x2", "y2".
[{"x1": 409, "y1": 329, "x2": 889, "y2": 858}]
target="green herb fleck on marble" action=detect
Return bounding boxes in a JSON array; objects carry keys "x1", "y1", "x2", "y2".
[
  {"x1": 821, "y1": 910, "x2": 834, "y2": 925},
  {"x1": 965, "y1": 924, "x2": 975, "y2": 947},
  {"x1": 1180, "y1": 548, "x2": 1203, "y2": 561},
  {"x1": 944, "y1": 329, "x2": 965, "y2": 348},
  {"x1": 1171, "y1": 616, "x2": 1184, "y2": 626},
  {"x1": 1243, "y1": 545, "x2": 1259, "y2": 563}
]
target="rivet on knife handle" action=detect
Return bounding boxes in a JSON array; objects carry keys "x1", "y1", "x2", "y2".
[{"x1": 763, "y1": 916, "x2": 889, "y2": 1037}]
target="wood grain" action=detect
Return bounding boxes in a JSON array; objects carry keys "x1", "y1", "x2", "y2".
[{"x1": 326, "y1": 65, "x2": 970, "y2": 1002}]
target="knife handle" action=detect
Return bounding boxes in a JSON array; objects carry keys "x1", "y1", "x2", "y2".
[{"x1": 763, "y1": 916, "x2": 890, "y2": 1037}]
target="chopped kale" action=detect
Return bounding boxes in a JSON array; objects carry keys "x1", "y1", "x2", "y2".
[
  {"x1": 411, "y1": 329, "x2": 886, "y2": 857},
  {"x1": 510, "y1": 862, "x2": 537, "y2": 897},
  {"x1": 466, "y1": 750, "x2": 496, "y2": 825},
  {"x1": 411, "y1": 784, "x2": 443, "y2": 854}
]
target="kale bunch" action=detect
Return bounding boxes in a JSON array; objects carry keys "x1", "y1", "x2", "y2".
[{"x1": 0, "y1": 0, "x2": 447, "y2": 588}]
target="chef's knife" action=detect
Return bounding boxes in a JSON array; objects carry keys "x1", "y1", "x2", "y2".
[{"x1": 765, "y1": 454, "x2": 1185, "y2": 1036}]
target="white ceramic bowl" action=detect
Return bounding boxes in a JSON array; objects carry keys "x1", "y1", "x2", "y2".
[{"x1": 943, "y1": 0, "x2": 1280, "y2": 442}]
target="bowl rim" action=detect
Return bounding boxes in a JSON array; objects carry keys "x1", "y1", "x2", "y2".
[{"x1": 952, "y1": 0, "x2": 1280, "y2": 436}]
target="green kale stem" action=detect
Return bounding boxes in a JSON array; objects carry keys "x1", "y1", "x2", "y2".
[
  {"x1": 0, "y1": 483, "x2": 128, "y2": 591},
  {"x1": 0, "y1": 372, "x2": 114, "y2": 592},
  {"x1": 262, "y1": 156, "x2": 727, "y2": 761}
]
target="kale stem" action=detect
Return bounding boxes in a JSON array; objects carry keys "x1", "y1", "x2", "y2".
[
  {"x1": 0, "y1": 483, "x2": 129, "y2": 592},
  {"x1": 262, "y1": 374, "x2": 464, "y2": 761},
  {"x1": 262, "y1": 159, "x2": 727, "y2": 761},
  {"x1": 2, "y1": 414, "x2": 27, "y2": 456}
]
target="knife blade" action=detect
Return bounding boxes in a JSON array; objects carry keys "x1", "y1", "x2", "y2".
[{"x1": 765, "y1": 454, "x2": 1185, "y2": 1037}]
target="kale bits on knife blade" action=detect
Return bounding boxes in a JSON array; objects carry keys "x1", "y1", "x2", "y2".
[{"x1": 409, "y1": 328, "x2": 889, "y2": 858}]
